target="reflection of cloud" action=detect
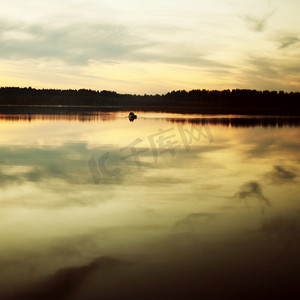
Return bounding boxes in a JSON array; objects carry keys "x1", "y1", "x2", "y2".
[
  {"x1": 137, "y1": 175, "x2": 189, "y2": 186},
  {"x1": 9, "y1": 256, "x2": 126, "y2": 300},
  {"x1": 0, "y1": 170, "x2": 21, "y2": 186},
  {"x1": 261, "y1": 213, "x2": 300, "y2": 250},
  {"x1": 262, "y1": 215, "x2": 298, "y2": 234},
  {"x1": 0, "y1": 144, "x2": 89, "y2": 186},
  {"x1": 244, "y1": 136, "x2": 276, "y2": 158},
  {"x1": 243, "y1": 131, "x2": 300, "y2": 160},
  {"x1": 0, "y1": 144, "x2": 120, "y2": 208},
  {"x1": 266, "y1": 165, "x2": 296, "y2": 184},
  {"x1": 234, "y1": 181, "x2": 270, "y2": 206},
  {"x1": 173, "y1": 213, "x2": 217, "y2": 231},
  {"x1": 0, "y1": 139, "x2": 227, "y2": 209}
]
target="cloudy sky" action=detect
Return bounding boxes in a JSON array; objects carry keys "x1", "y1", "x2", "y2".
[{"x1": 1, "y1": 0, "x2": 300, "y2": 93}]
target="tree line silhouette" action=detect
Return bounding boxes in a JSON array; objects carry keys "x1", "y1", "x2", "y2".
[{"x1": 1, "y1": 87, "x2": 300, "y2": 114}]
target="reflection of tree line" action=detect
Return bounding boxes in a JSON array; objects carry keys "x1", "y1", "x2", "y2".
[
  {"x1": 1, "y1": 112, "x2": 300, "y2": 127},
  {"x1": 0, "y1": 112, "x2": 117, "y2": 122},
  {"x1": 167, "y1": 117, "x2": 300, "y2": 127},
  {"x1": 1, "y1": 87, "x2": 300, "y2": 114}
]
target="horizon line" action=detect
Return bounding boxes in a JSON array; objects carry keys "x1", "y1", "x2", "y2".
[{"x1": 1, "y1": 86, "x2": 299, "y2": 96}]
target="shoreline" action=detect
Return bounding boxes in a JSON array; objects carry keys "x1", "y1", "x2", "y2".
[{"x1": 1, "y1": 104, "x2": 300, "y2": 116}]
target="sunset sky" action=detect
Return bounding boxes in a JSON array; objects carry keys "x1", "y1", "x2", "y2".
[{"x1": 1, "y1": 0, "x2": 300, "y2": 94}]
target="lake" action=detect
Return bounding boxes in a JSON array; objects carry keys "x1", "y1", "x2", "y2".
[{"x1": 0, "y1": 111, "x2": 300, "y2": 299}]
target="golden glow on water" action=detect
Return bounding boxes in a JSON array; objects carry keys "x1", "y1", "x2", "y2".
[{"x1": 0, "y1": 112, "x2": 300, "y2": 298}]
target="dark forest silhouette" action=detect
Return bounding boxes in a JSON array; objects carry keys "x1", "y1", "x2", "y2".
[{"x1": 1, "y1": 87, "x2": 300, "y2": 115}]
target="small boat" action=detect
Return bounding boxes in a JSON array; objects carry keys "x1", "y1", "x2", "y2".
[{"x1": 128, "y1": 112, "x2": 137, "y2": 121}]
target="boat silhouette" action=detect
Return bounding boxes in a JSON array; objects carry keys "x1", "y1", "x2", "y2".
[{"x1": 128, "y1": 112, "x2": 137, "y2": 122}]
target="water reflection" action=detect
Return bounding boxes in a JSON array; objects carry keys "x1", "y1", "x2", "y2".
[
  {"x1": 167, "y1": 116, "x2": 300, "y2": 127},
  {"x1": 1, "y1": 108, "x2": 300, "y2": 127},
  {"x1": 0, "y1": 112, "x2": 118, "y2": 122},
  {"x1": 0, "y1": 112, "x2": 299, "y2": 299}
]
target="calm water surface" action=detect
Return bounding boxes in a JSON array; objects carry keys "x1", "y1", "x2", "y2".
[{"x1": 0, "y1": 111, "x2": 300, "y2": 299}]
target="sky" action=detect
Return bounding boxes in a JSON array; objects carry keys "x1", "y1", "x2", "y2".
[{"x1": 0, "y1": 0, "x2": 300, "y2": 94}]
